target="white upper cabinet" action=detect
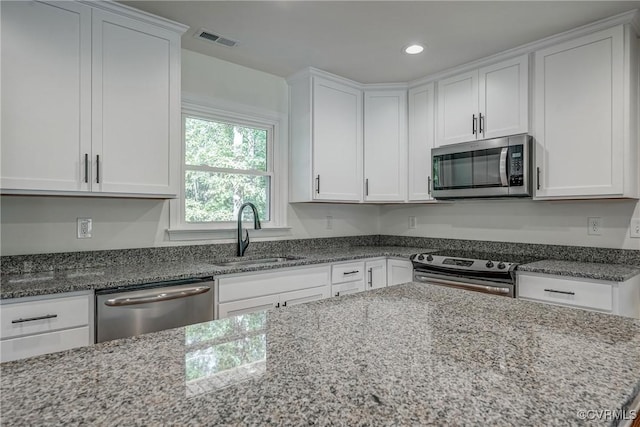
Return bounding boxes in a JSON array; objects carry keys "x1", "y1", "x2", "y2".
[
  {"x1": 436, "y1": 55, "x2": 528, "y2": 146},
  {"x1": 478, "y1": 56, "x2": 529, "y2": 140},
  {"x1": 364, "y1": 90, "x2": 407, "y2": 202},
  {"x1": 533, "y1": 25, "x2": 638, "y2": 199},
  {"x1": 408, "y1": 83, "x2": 436, "y2": 201},
  {"x1": 0, "y1": 1, "x2": 186, "y2": 197},
  {"x1": 289, "y1": 71, "x2": 363, "y2": 202},
  {"x1": 91, "y1": 9, "x2": 180, "y2": 196},
  {"x1": 1, "y1": 1, "x2": 92, "y2": 192},
  {"x1": 436, "y1": 70, "x2": 479, "y2": 145}
]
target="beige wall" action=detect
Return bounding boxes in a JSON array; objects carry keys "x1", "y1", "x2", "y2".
[{"x1": 379, "y1": 199, "x2": 640, "y2": 250}]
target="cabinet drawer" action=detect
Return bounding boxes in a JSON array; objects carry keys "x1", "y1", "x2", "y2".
[
  {"x1": 0, "y1": 326, "x2": 90, "y2": 363},
  {"x1": 518, "y1": 274, "x2": 613, "y2": 312},
  {"x1": 1, "y1": 295, "x2": 90, "y2": 339},
  {"x1": 331, "y1": 279, "x2": 365, "y2": 297},
  {"x1": 332, "y1": 261, "x2": 365, "y2": 284}
]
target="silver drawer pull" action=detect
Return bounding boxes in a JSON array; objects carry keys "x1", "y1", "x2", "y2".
[
  {"x1": 343, "y1": 270, "x2": 359, "y2": 275},
  {"x1": 544, "y1": 289, "x2": 575, "y2": 296},
  {"x1": 104, "y1": 286, "x2": 211, "y2": 307},
  {"x1": 12, "y1": 314, "x2": 58, "y2": 324}
]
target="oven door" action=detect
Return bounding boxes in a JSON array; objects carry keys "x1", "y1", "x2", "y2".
[{"x1": 413, "y1": 270, "x2": 514, "y2": 297}]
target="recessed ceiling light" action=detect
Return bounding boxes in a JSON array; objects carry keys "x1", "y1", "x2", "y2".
[{"x1": 403, "y1": 44, "x2": 425, "y2": 55}]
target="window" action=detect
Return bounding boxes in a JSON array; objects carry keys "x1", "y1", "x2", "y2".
[
  {"x1": 183, "y1": 116, "x2": 272, "y2": 223},
  {"x1": 168, "y1": 96, "x2": 287, "y2": 240}
]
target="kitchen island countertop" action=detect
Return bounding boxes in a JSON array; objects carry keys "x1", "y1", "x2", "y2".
[{"x1": 1, "y1": 282, "x2": 639, "y2": 426}]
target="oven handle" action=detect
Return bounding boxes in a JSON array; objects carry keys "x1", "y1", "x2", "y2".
[
  {"x1": 414, "y1": 273, "x2": 510, "y2": 295},
  {"x1": 499, "y1": 147, "x2": 509, "y2": 187},
  {"x1": 104, "y1": 286, "x2": 211, "y2": 307}
]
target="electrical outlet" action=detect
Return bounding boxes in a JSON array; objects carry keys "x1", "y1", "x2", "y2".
[
  {"x1": 408, "y1": 216, "x2": 417, "y2": 229},
  {"x1": 587, "y1": 217, "x2": 602, "y2": 236},
  {"x1": 630, "y1": 219, "x2": 640, "y2": 239},
  {"x1": 77, "y1": 218, "x2": 92, "y2": 239},
  {"x1": 326, "y1": 215, "x2": 333, "y2": 230}
]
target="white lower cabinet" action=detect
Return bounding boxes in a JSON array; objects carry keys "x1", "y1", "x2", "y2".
[
  {"x1": 0, "y1": 292, "x2": 93, "y2": 362},
  {"x1": 331, "y1": 261, "x2": 366, "y2": 297},
  {"x1": 387, "y1": 259, "x2": 414, "y2": 286},
  {"x1": 217, "y1": 257, "x2": 413, "y2": 317},
  {"x1": 216, "y1": 265, "x2": 332, "y2": 319},
  {"x1": 517, "y1": 272, "x2": 640, "y2": 318},
  {"x1": 365, "y1": 259, "x2": 387, "y2": 290}
]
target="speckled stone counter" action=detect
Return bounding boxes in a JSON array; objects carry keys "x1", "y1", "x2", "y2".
[
  {"x1": 0, "y1": 246, "x2": 430, "y2": 299},
  {"x1": 517, "y1": 260, "x2": 640, "y2": 282},
  {"x1": 2, "y1": 283, "x2": 639, "y2": 426}
]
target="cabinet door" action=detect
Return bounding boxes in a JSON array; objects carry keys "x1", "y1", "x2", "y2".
[
  {"x1": 365, "y1": 259, "x2": 387, "y2": 290},
  {"x1": 312, "y1": 77, "x2": 363, "y2": 201},
  {"x1": 1, "y1": 1, "x2": 91, "y2": 192},
  {"x1": 331, "y1": 280, "x2": 366, "y2": 297},
  {"x1": 436, "y1": 70, "x2": 479, "y2": 145},
  {"x1": 387, "y1": 259, "x2": 413, "y2": 286},
  {"x1": 280, "y1": 286, "x2": 330, "y2": 308},
  {"x1": 534, "y1": 26, "x2": 624, "y2": 198},
  {"x1": 218, "y1": 294, "x2": 279, "y2": 319},
  {"x1": 364, "y1": 90, "x2": 407, "y2": 201},
  {"x1": 478, "y1": 55, "x2": 528, "y2": 140},
  {"x1": 92, "y1": 9, "x2": 180, "y2": 196},
  {"x1": 408, "y1": 83, "x2": 436, "y2": 201}
]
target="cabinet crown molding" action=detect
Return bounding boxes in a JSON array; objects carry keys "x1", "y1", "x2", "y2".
[
  {"x1": 409, "y1": 9, "x2": 639, "y2": 88},
  {"x1": 78, "y1": 0, "x2": 189, "y2": 34}
]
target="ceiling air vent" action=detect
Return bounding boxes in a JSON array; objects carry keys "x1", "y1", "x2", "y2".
[{"x1": 194, "y1": 28, "x2": 238, "y2": 48}]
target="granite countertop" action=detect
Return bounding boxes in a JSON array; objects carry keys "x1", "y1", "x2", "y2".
[
  {"x1": 517, "y1": 260, "x2": 640, "y2": 283},
  {"x1": 2, "y1": 283, "x2": 639, "y2": 426},
  {"x1": 0, "y1": 246, "x2": 431, "y2": 299}
]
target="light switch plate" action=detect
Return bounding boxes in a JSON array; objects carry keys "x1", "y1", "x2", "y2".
[
  {"x1": 630, "y1": 219, "x2": 640, "y2": 239},
  {"x1": 408, "y1": 216, "x2": 417, "y2": 229},
  {"x1": 77, "y1": 218, "x2": 92, "y2": 239}
]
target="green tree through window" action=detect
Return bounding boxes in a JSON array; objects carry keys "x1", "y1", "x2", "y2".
[{"x1": 184, "y1": 116, "x2": 271, "y2": 222}]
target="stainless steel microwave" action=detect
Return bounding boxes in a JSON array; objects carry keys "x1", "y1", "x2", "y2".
[{"x1": 431, "y1": 134, "x2": 532, "y2": 199}]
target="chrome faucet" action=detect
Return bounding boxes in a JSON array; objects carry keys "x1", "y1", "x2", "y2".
[{"x1": 237, "y1": 202, "x2": 262, "y2": 256}]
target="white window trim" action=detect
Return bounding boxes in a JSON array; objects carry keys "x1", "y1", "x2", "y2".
[{"x1": 167, "y1": 92, "x2": 290, "y2": 241}]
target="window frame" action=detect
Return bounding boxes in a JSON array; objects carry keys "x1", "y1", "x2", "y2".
[{"x1": 168, "y1": 94, "x2": 288, "y2": 241}]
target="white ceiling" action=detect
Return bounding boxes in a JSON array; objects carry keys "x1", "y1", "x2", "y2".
[{"x1": 121, "y1": 1, "x2": 640, "y2": 83}]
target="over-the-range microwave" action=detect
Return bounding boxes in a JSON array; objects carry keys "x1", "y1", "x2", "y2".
[{"x1": 431, "y1": 134, "x2": 532, "y2": 199}]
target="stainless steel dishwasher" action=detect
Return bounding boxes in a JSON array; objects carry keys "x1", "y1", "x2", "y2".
[{"x1": 95, "y1": 277, "x2": 214, "y2": 343}]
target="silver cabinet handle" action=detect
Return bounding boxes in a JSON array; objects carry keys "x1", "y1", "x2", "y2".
[
  {"x1": 84, "y1": 153, "x2": 89, "y2": 183},
  {"x1": 472, "y1": 114, "x2": 477, "y2": 135},
  {"x1": 499, "y1": 147, "x2": 509, "y2": 186},
  {"x1": 315, "y1": 175, "x2": 320, "y2": 194},
  {"x1": 365, "y1": 179, "x2": 369, "y2": 196},
  {"x1": 96, "y1": 155, "x2": 100, "y2": 184},
  {"x1": 343, "y1": 270, "x2": 359, "y2": 275},
  {"x1": 368, "y1": 268, "x2": 373, "y2": 287},
  {"x1": 536, "y1": 167, "x2": 541, "y2": 190},
  {"x1": 12, "y1": 314, "x2": 58, "y2": 324},
  {"x1": 544, "y1": 289, "x2": 575, "y2": 296},
  {"x1": 334, "y1": 292, "x2": 340, "y2": 297},
  {"x1": 275, "y1": 302, "x2": 280, "y2": 308},
  {"x1": 479, "y1": 112, "x2": 484, "y2": 135},
  {"x1": 282, "y1": 301, "x2": 287, "y2": 307},
  {"x1": 104, "y1": 286, "x2": 211, "y2": 306},
  {"x1": 427, "y1": 176, "x2": 431, "y2": 195}
]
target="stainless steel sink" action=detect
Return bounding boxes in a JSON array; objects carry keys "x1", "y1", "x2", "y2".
[{"x1": 210, "y1": 256, "x2": 302, "y2": 267}]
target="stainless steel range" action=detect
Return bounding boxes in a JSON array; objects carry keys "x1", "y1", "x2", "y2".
[{"x1": 410, "y1": 250, "x2": 535, "y2": 298}]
